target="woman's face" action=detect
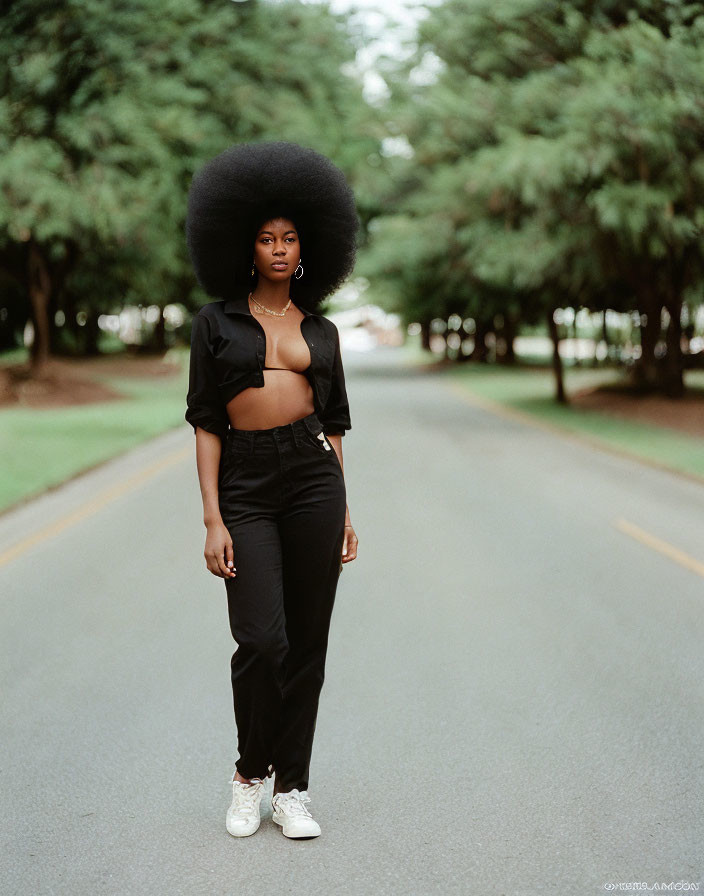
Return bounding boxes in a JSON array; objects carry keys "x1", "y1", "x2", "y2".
[{"x1": 252, "y1": 217, "x2": 300, "y2": 285}]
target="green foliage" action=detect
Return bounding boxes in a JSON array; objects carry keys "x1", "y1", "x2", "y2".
[
  {"x1": 364, "y1": 0, "x2": 704, "y2": 393},
  {"x1": 0, "y1": 0, "x2": 379, "y2": 348}
]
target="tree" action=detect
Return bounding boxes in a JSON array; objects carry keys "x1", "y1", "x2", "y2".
[
  {"x1": 0, "y1": 0, "x2": 378, "y2": 364},
  {"x1": 365, "y1": 0, "x2": 704, "y2": 399}
]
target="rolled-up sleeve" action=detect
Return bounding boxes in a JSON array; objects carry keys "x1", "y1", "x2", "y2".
[
  {"x1": 320, "y1": 323, "x2": 351, "y2": 437},
  {"x1": 185, "y1": 312, "x2": 230, "y2": 440}
]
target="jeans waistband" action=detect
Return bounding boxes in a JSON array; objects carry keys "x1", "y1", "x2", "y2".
[{"x1": 226, "y1": 411, "x2": 323, "y2": 449}]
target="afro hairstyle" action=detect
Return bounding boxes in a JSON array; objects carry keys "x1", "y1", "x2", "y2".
[{"x1": 185, "y1": 141, "x2": 359, "y2": 311}]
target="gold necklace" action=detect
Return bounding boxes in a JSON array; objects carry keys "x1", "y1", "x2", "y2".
[{"x1": 248, "y1": 292, "x2": 292, "y2": 317}]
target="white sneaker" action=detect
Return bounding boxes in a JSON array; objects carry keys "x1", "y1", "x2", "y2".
[
  {"x1": 271, "y1": 788, "x2": 321, "y2": 839},
  {"x1": 226, "y1": 775, "x2": 266, "y2": 837}
]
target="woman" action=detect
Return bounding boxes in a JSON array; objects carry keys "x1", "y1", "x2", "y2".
[{"x1": 184, "y1": 142, "x2": 359, "y2": 840}]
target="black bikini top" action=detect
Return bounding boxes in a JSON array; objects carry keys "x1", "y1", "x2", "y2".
[{"x1": 263, "y1": 365, "x2": 311, "y2": 371}]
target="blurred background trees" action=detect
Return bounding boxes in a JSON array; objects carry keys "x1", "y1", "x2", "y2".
[
  {"x1": 363, "y1": 0, "x2": 704, "y2": 399},
  {"x1": 0, "y1": 0, "x2": 381, "y2": 368},
  {"x1": 2, "y1": 0, "x2": 704, "y2": 402}
]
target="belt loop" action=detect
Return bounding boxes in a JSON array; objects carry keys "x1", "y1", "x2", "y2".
[
  {"x1": 292, "y1": 419, "x2": 304, "y2": 449},
  {"x1": 301, "y1": 412, "x2": 322, "y2": 436},
  {"x1": 293, "y1": 414, "x2": 311, "y2": 448}
]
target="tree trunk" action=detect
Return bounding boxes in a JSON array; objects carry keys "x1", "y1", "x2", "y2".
[
  {"x1": 83, "y1": 311, "x2": 101, "y2": 355},
  {"x1": 547, "y1": 307, "x2": 566, "y2": 403},
  {"x1": 662, "y1": 300, "x2": 684, "y2": 397},
  {"x1": 633, "y1": 282, "x2": 661, "y2": 392},
  {"x1": 498, "y1": 313, "x2": 516, "y2": 364},
  {"x1": 470, "y1": 319, "x2": 490, "y2": 363},
  {"x1": 153, "y1": 306, "x2": 167, "y2": 352},
  {"x1": 420, "y1": 320, "x2": 431, "y2": 352},
  {"x1": 28, "y1": 238, "x2": 52, "y2": 372},
  {"x1": 660, "y1": 246, "x2": 686, "y2": 397},
  {"x1": 47, "y1": 241, "x2": 79, "y2": 355}
]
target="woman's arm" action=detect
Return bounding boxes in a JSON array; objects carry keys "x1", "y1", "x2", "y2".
[
  {"x1": 195, "y1": 427, "x2": 236, "y2": 579},
  {"x1": 326, "y1": 433, "x2": 358, "y2": 564}
]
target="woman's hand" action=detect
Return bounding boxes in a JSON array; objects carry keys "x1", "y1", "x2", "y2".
[
  {"x1": 204, "y1": 520, "x2": 236, "y2": 578},
  {"x1": 342, "y1": 524, "x2": 358, "y2": 563}
]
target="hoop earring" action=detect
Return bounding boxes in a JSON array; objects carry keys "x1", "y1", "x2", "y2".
[{"x1": 294, "y1": 261, "x2": 303, "y2": 280}]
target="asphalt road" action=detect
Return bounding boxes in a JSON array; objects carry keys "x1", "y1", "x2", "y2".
[{"x1": 2, "y1": 346, "x2": 703, "y2": 896}]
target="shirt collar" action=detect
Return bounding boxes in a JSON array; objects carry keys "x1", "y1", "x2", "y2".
[{"x1": 223, "y1": 289, "x2": 315, "y2": 317}]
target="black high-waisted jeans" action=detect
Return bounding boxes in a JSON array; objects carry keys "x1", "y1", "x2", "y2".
[{"x1": 218, "y1": 411, "x2": 347, "y2": 793}]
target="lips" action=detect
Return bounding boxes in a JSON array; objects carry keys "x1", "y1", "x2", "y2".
[{"x1": 272, "y1": 262, "x2": 288, "y2": 269}]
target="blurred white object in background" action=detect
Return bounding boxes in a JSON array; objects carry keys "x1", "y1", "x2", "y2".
[{"x1": 328, "y1": 304, "x2": 404, "y2": 352}]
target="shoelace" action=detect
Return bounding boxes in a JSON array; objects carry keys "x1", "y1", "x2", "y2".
[
  {"x1": 230, "y1": 778, "x2": 265, "y2": 816},
  {"x1": 272, "y1": 789, "x2": 312, "y2": 818}
]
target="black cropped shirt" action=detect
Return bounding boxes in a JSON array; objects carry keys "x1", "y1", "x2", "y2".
[{"x1": 185, "y1": 290, "x2": 351, "y2": 441}]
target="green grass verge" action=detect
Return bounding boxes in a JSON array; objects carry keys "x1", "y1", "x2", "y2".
[
  {"x1": 443, "y1": 360, "x2": 704, "y2": 480},
  {"x1": 396, "y1": 333, "x2": 704, "y2": 479},
  {"x1": 0, "y1": 347, "x2": 190, "y2": 513}
]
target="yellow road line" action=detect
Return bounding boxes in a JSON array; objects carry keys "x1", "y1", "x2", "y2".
[
  {"x1": 615, "y1": 518, "x2": 704, "y2": 579},
  {"x1": 446, "y1": 380, "x2": 704, "y2": 578},
  {"x1": 0, "y1": 444, "x2": 192, "y2": 568}
]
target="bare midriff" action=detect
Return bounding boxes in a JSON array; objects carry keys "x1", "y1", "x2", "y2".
[{"x1": 225, "y1": 305, "x2": 315, "y2": 431}]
